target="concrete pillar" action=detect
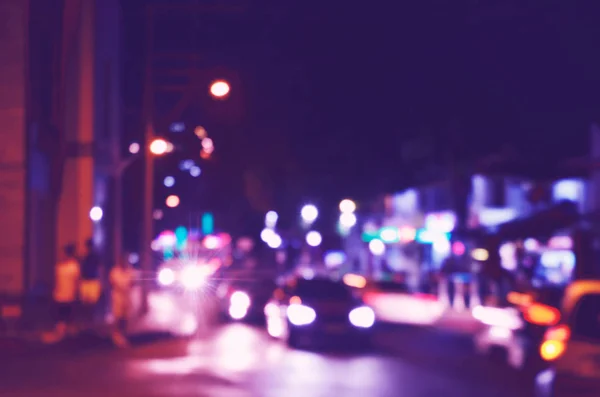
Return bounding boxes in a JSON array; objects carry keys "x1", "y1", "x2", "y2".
[
  {"x1": 0, "y1": 0, "x2": 28, "y2": 298},
  {"x1": 56, "y1": 0, "x2": 94, "y2": 258}
]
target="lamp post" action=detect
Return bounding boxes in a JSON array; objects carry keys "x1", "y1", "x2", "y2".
[{"x1": 139, "y1": 4, "x2": 155, "y2": 314}]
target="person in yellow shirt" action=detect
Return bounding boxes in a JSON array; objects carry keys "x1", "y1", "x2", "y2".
[{"x1": 53, "y1": 243, "x2": 81, "y2": 338}]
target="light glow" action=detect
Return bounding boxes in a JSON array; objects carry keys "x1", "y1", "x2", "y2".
[
  {"x1": 149, "y1": 138, "x2": 169, "y2": 155},
  {"x1": 300, "y1": 204, "x2": 319, "y2": 224},
  {"x1": 339, "y1": 199, "x2": 357, "y2": 213},
  {"x1": 369, "y1": 239, "x2": 385, "y2": 256},
  {"x1": 349, "y1": 306, "x2": 375, "y2": 328},
  {"x1": 89, "y1": 206, "x2": 103, "y2": 222},
  {"x1": 180, "y1": 266, "x2": 206, "y2": 290},
  {"x1": 210, "y1": 80, "x2": 230, "y2": 98},
  {"x1": 166, "y1": 195, "x2": 180, "y2": 208},
  {"x1": 305, "y1": 231, "x2": 322, "y2": 247},
  {"x1": 287, "y1": 304, "x2": 316, "y2": 326},
  {"x1": 158, "y1": 268, "x2": 175, "y2": 286}
]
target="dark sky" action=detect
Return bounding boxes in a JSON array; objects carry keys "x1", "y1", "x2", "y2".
[{"x1": 121, "y1": 1, "x2": 600, "y2": 242}]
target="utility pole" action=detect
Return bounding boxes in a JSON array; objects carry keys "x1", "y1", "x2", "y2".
[{"x1": 139, "y1": 6, "x2": 155, "y2": 314}]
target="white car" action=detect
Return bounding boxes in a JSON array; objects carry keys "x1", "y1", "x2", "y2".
[{"x1": 156, "y1": 259, "x2": 216, "y2": 291}]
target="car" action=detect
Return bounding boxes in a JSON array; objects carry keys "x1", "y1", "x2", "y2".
[
  {"x1": 156, "y1": 258, "x2": 218, "y2": 292},
  {"x1": 535, "y1": 280, "x2": 600, "y2": 396},
  {"x1": 264, "y1": 276, "x2": 376, "y2": 348},
  {"x1": 216, "y1": 277, "x2": 277, "y2": 322},
  {"x1": 472, "y1": 286, "x2": 563, "y2": 373}
]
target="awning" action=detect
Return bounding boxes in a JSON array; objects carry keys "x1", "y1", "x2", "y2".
[{"x1": 483, "y1": 200, "x2": 579, "y2": 241}]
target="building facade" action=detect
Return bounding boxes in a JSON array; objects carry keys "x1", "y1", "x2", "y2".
[{"x1": 0, "y1": 0, "x2": 122, "y2": 302}]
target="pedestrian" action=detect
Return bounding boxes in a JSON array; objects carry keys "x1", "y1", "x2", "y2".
[
  {"x1": 109, "y1": 254, "x2": 135, "y2": 347},
  {"x1": 79, "y1": 238, "x2": 102, "y2": 327},
  {"x1": 52, "y1": 243, "x2": 81, "y2": 339}
]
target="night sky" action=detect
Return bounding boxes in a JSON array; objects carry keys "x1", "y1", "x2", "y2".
[{"x1": 120, "y1": 1, "x2": 600, "y2": 247}]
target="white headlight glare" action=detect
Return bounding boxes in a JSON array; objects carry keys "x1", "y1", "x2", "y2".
[
  {"x1": 349, "y1": 306, "x2": 375, "y2": 328},
  {"x1": 157, "y1": 268, "x2": 175, "y2": 286},
  {"x1": 180, "y1": 266, "x2": 205, "y2": 290},
  {"x1": 230, "y1": 291, "x2": 251, "y2": 308},
  {"x1": 287, "y1": 304, "x2": 316, "y2": 326}
]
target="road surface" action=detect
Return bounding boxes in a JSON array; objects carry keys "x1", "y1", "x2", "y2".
[{"x1": 0, "y1": 322, "x2": 534, "y2": 397}]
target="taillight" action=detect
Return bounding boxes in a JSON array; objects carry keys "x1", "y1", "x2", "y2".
[
  {"x1": 540, "y1": 324, "x2": 570, "y2": 361},
  {"x1": 524, "y1": 303, "x2": 561, "y2": 326}
]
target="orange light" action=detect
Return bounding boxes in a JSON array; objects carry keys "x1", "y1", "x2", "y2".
[
  {"x1": 149, "y1": 138, "x2": 169, "y2": 155},
  {"x1": 524, "y1": 303, "x2": 561, "y2": 326},
  {"x1": 194, "y1": 126, "x2": 207, "y2": 139},
  {"x1": 165, "y1": 195, "x2": 180, "y2": 208},
  {"x1": 209, "y1": 80, "x2": 230, "y2": 98},
  {"x1": 274, "y1": 288, "x2": 284, "y2": 300},
  {"x1": 399, "y1": 226, "x2": 416, "y2": 242},
  {"x1": 540, "y1": 340, "x2": 566, "y2": 361},
  {"x1": 343, "y1": 273, "x2": 367, "y2": 289},
  {"x1": 289, "y1": 296, "x2": 301, "y2": 304},
  {"x1": 507, "y1": 291, "x2": 533, "y2": 307},
  {"x1": 545, "y1": 324, "x2": 571, "y2": 342},
  {"x1": 200, "y1": 149, "x2": 211, "y2": 159}
]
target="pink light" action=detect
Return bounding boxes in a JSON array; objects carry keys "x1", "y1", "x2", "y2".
[
  {"x1": 452, "y1": 241, "x2": 466, "y2": 256},
  {"x1": 547, "y1": 236, "x2": 573, "y2": 250},
  {"x1": 204, "y1": 235, "x2": 220, "y2": 250}
]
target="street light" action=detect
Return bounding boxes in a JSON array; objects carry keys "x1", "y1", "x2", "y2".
[
  {"x1": 209, "y1": 80, "x2": 230, "y2": 98},
  {"x1": 149, "y1": 138, "x2": 169, "y2": 155},
  {"x1": 166, "y1": 195, "x2": 180, "y2": 208},
  {"x1": 300, "y1": 204, "x2": 319, "y2": 224},
  {"x1": 306, "y1": 231, "x2": 322, "y2": 247},
  {"x1": 265, "y1": 211, "x2": 278, "y2": 228},
  {"x1": 129, "y1": 142, "x2": 140, "y2": 154},
  {"x1": 339, "y1": 212, "x2": 357, "y2": 228},
  {"x1": 339, "y1": 199, "x2": 356, "y2": 213},
  {"x1": 89, "y1": 206, "x2": 103, "y2": 222}
]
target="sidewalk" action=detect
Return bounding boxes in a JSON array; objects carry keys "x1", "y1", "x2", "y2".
[{"x1": 0, "y1": 288, "x2": 203, "y2": 355}]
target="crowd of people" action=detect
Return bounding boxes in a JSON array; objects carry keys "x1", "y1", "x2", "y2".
[{"x1": 47, "y1": 239, "x2": 135, "y2": 347}]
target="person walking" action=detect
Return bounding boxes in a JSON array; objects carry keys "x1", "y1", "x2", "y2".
[
  {"x1": 109, "y1": 254, "x2": 135, "y2": 347},
  {"x1": 52, "y1": 243, "x2": 81, "y2": 340},
  {"x1": 79, "y1": 238, "x2": 102, "y2": 327}
]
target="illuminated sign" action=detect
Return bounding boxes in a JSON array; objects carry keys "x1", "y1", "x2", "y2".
[
  {"x1": 478, "y1": 208, "x2": 517, "y2": 227},
  {"x1": 424, "y1": 212, "x2": 456, "y2": 233}
]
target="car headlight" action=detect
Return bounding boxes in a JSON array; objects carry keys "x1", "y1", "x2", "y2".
[
  {"x1": 349, "y1": 306, "x2": 375, "y2": 328},
  {"x1": 287, "y1": 304, "x2": 316, "y2": 326},
  {"x1": 180, "y1": 266, "x2": 206, "y2": 290},
  {"x1": 157, "y1": 268, "x2": 175, "y2": 286},
  {"x1": 230, "y1": 291, "x2": 251, "y2": 308}
]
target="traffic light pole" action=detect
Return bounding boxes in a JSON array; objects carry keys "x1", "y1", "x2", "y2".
[{"x1": 139, "y1": 6, "x2": 155, "y2": 315}]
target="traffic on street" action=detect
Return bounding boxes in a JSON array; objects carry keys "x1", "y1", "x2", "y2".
[
  {"x1": 2, "y1": 1, "x2": 600, "y2": 396},
  {"x1": 1, "y1": 317, "x2": 531, "y2": 397}
]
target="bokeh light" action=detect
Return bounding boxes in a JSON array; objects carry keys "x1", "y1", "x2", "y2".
[
  {"x1": 306, "y1": 231, "x2": 322, "y2": 247},
  {"x1": 339, "y1": 199, "x2": 356, "y2": 213},
  {"x1": 166, "y1": 195, "x2": 180, "y2": 208},
  {"x1": 209, "y1": 80, "x2": 230, "y2": 98},
  {"x1": 164, "y1": 176, "x2": 175, "y2": 187},
  {"x1": 150, "y1": 138, "x2": 169, "y2": 155},
  {"x1": 190, "y1": 166, "x2": 201, "y2": 177},
  {"x1": 194, "y1": 126, "x2": 207, "y2": 139},
  {"x1": 89, "y1": 206, "x2": 103, "y2": 222},
  {"x1": 129, "y1": 142, "x2": 140, "y2": 154},
  {"x1": 300, "y1": 204, "x2": 318, "y2": 224}
]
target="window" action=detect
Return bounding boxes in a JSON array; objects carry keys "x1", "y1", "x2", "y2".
[
  {"x1": 295, "y1": 279, "x2": 352, "y2": 300},
  {"x1": 571, "y1": 294, "x2": 600, "y2": 342}
]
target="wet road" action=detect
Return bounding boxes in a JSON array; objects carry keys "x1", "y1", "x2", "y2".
[{"x1": 1, "y1": 323, "x2": 534, "y2": 397}]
